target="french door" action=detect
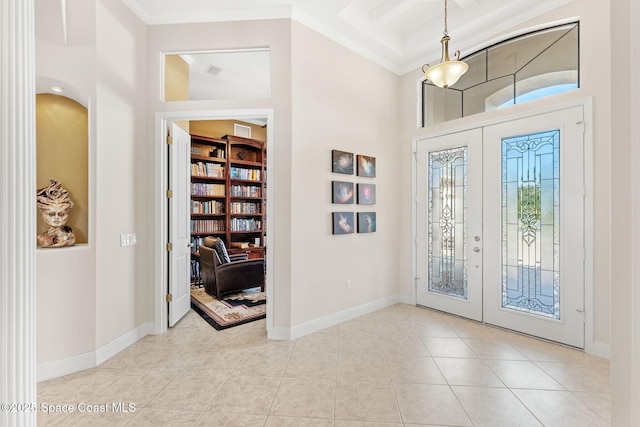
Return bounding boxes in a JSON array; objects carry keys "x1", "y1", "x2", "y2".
[{"x1": 416, "y1": 106, "x2": 585, "y2": 348}]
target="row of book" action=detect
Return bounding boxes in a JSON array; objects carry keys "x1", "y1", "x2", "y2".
[
  {"x1": 231, "y1": 218, "x2": 262, "y2": 232},
  {"x1": 190, "y1": 259, "x2": 201, "y2": 285},
  {"x1": 191, "y1": 183, "x2": 225, "y2": 197},
  {"x1": 191, "y1": 200, "x2": 225, "y2": 214},
  {"x1": 190, "y1": 219, "x2": 225, "y2": 233},
  {"x1": 191, "y1": 146, "x2": 226, "y2": 159},
  {"x1": 230, "y1": 184, "x2": 261, "y2": 198},
  {"x1": 230, "y1": 167, "x2": 261, "y2": 181},
  {"x1": 190, "y1": 236, "x2": 205, "y2": 252},
  {"x1": 230, "y1": 202, "x2": 261, "y2": 214},
  {"x1": 192, "y1": 162, "x2": 224, "y2": 178}
]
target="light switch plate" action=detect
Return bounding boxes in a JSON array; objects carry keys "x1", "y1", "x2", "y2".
[{"x1": 120, "y1": 233, "x2": 137, "y2": 246}]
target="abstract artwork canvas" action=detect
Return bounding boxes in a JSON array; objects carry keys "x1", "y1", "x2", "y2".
[
  {"x1": 357, "y1": 212, "x2": 376, "y2": 233},
  {"x1": 357, "y1": 183, "x2": 376, "y2": 205},
  {"x1": 333, "y1": 212, "x2": 354, "y2": 234},
  {"x1": 332, "y1": 150, "x2": 354, "y2": 175},
  {"x1": 357, "y1": 155, "x2": 376, "y2": 177},
  {"x1": 332, "y1": 181, "x2": 354, "y2": 204}
]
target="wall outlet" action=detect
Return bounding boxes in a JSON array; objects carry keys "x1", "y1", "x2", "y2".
[
  {"x1": 346, "y1": 279, "x2": 352, "y2": 290},
  {"x1": 120, "y1": 233, "x2": 137, "y2": 246}
]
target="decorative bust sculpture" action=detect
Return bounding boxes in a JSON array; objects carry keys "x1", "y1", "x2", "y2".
[{"x1": 36, "y1": 179, "x2": 76, "y2": 248}]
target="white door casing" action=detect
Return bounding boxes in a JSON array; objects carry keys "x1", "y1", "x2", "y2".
[{"x1": 168, "y1": 122, "x2": 192, "y2": 327}]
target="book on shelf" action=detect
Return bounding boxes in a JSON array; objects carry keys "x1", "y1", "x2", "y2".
[
  {"x1": 192, "y1": 162, "x2": 224, "y2": 178},
  {"x1": 230, "y1": 184, "x2": 261, "y2": 197},
  {"x1": 191, "y1": 183, "x2": 225, "y2": 197},
  {"x1": 209, "y1": 147, "x2": 225, "y2": 159},
  {"x1": 229, "y1": 167, "x2": 261, "y2": 181},
  {"x1": 230, "y1": 241, "x2": 250, "y2": 249}
]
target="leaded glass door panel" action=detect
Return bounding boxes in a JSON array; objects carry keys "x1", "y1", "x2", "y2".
[
  {"x1": 483, "y1": 106, "x2": 585, "y2": 348},
  {"x1": 416, "y1": 129, "x2": 483, "y2": 321}
]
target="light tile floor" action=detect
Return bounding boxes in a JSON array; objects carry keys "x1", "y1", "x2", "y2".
[{"x1": 37, "y1": 304, "x2": 610, "y2": 426}]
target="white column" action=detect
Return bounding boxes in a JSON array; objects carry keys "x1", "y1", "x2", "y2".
[
  {"x1": 610, "y1": 0, "x2": 640, "y2": 425},
  {"x1": 0, "y1": 1, "x2": 37, "y2": 426}
]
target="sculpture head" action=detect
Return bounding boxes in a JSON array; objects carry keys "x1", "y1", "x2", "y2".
[{"x1": 36, "y1": 179, "x2": 74, "y2": 228}]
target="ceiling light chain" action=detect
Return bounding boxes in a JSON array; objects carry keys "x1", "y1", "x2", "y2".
[
  {"x1": 422, "y1": 0, "x2": 469, "y2": 89},
  {"x1": 443, "y1": 0, "x2": 448, "y2": 36}
]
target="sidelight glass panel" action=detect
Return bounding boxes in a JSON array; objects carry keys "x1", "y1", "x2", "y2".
[
  {"x1": 501, "y1": 130, "x2": 560, "y2": 319},
  {"x1": 428, "y1": 147, "x2": 468, "y2": 298}
]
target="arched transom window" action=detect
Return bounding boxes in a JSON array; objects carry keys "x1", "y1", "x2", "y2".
[{"x1": 423, "y1": 22, "x2": 579, "y2": 126}]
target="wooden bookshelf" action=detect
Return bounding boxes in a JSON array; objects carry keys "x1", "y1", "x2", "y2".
[{"x1": 190, "y1": 134, "x2": 266, "y2": 268}]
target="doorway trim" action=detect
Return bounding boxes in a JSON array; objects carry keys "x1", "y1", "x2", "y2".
[
  {"x1": 411, "y1": 97, "x2": 604, "y2": 357},
  {"x1": 153, "y1": 108, "x2": 275, "y2": 336}
]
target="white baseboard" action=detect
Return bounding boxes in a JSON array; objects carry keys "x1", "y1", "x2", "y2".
[
  {"x1": 585, "y1": 340, "x2": 611, "y2": 359},
  {"x1": 267, "y1": 294, "x2": 403, "y2": 341},
  {"x1": 37, "y1": 322, "x2": 154, "y2": 382},
  {"x1": 37, "y1": 351, "x2": 96, "y2": 382},
  {"x1": 95, "y1": 322, "x2": 154, "y2": 365}
]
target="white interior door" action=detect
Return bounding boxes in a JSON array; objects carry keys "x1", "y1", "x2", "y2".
[
  {"x1": 168, "y1": 122, "x2": 191, "y2": 327},
  {"x1": 416, "y1": 128, "x2": 484, "y2": 321},
  {"x1": 416, "y1": 106, "x2": 585, "y2": 348},
  {"x1": 482, "y1": 106, "x2": 585, "y2": 348}
]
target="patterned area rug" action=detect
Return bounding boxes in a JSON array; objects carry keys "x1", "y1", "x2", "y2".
[{"x1": 190, "y1": 286, "x2": 266, "y2": 330}]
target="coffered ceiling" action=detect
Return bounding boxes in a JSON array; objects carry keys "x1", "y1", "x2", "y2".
[{"x1": 122, "y1": 0, "x2": 572, "y2": 75}]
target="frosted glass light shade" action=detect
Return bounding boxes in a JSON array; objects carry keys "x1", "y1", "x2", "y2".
[{"x1": 424, "y1": 60, "x2": 468, "y2": 89}]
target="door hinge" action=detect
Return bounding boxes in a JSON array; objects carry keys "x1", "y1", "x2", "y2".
[
  {"x1": 166, "y1": 242, "x2": 172, "y2": 251},
  {"x1": 166, "y1": 189, "x2": 173, "y2": 198},
  {"x1": 166, "y1": 135, "x2": 173, "y2": 145},
  {"x1": 166, "y1": 294, "x2": 173, "y2": 302}
]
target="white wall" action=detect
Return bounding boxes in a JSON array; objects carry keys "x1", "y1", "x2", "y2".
[
  {"x1": 289, "y1": 22, "x2": 403, "y2": 326},
  {"x1": 400, "y1": 0, "x2": 612, "y2": 351},
  {"x1": 94, "y1": 0, "x2": 150, "y2": 348}
]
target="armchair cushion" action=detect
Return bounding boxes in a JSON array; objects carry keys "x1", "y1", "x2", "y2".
[{"x1": 203, "y1": 236, "x2": 230, "y2": 264}]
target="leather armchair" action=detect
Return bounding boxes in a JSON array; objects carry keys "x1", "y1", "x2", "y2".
[{"x1": 199, "y1": 237, "x2": 265, "y2": 298}]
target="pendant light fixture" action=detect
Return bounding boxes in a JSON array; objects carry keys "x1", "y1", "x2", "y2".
[{"x1": 422, "y1": 0, "x2": 468, "y2": 89}]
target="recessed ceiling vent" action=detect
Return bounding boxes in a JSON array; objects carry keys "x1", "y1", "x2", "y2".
[{"x1": 206, "y1": 65, "x2": 223, "y2": 76}]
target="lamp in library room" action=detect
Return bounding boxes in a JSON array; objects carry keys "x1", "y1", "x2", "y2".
[
  {"x1": 422, "y1": 0, "x2": 468, "y2": 89},
  {"x1": 36, "y1": 179, "x2": 76, "y2": 248}
]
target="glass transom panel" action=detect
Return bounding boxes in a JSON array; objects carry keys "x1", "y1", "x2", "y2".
[
  {"x1": 501, "y1": 130, "x2": 560, "y2": 319},
  {"x1": 428, "y1": 146, "x2": 468, "y2": 299}
]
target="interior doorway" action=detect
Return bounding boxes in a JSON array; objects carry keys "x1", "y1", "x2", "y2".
[
  {"x1": 153, "y1": 109, "x2": 275, "y2": 336},
  {"x1": 414, "y1": 104, "x2": 589, "y2": 348}
]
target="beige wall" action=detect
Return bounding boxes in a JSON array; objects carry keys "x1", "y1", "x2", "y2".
[
  {"x1": 190, "y1": 120, "x2": 267, "y2": 141},
  {"x1": 95, "y1": 0, "x2": 150, "y2": 347},
  {"x1": 164, "y1": 54, "x2": 189, "y2": 101},
  {"x1": 289, "y1": 21, "x2": 402, "y2": 325},
  {"x1": 400, "y1": 0, "x2": 612, "y2": 350},
  {"x1": 36, "y1": 93, "x2": 89, "y2": 244}
]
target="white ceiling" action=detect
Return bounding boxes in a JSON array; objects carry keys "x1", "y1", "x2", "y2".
[{"x1": 122, "y1": 0, "x2": 572, "y2": 75}]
